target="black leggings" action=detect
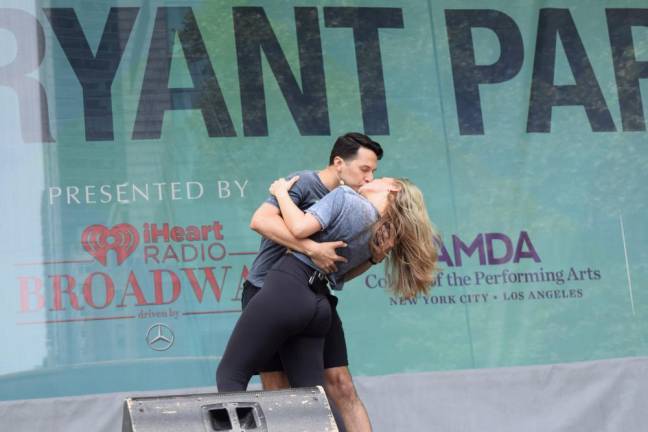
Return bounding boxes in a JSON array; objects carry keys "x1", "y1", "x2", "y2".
[{"x1": 216, "y1": 255, "x2": 332, "y2": 391}]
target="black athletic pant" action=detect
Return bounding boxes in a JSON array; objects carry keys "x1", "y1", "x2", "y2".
[{"x1": 216, "y1": 255, "x2": 333, "y2": 391}]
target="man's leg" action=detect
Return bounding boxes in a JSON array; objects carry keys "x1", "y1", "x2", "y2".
[
  {"x1": 322, "y1": 296, "x2": 372, "y2": 432},
  {"x1": 259, "y1": 371, "x2": 290, "y2": 390},
  {"x1": 324, "y1": 366, "x2": 372, "y2": 432}
]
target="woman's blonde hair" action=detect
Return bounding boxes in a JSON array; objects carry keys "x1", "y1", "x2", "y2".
[{"x1": 369, "y1": 178, "x2": 440, "y2": 298}]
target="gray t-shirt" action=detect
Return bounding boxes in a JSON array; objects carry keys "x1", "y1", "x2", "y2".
[
  {"x1": 293, "y1": 186, "x2": 380, "y2": 290},
  {"x1": 247, "y1": 170, "x2": 329, "y2": 287}
]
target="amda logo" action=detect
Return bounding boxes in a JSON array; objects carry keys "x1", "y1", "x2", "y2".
[{"x1": 81, "y1": 224, "x2": 139, "y2": 265}]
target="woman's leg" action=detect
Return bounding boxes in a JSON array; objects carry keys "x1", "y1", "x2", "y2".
[
  {"x1": 216, "y1": 257, "x2": 318, "y2": 392},
  {"x1": 216, "y1": 293, "x2": 290, "y2": 391},
  {"x1": 279, "y1": 336, "x2": 326, "y2": 387},
  {"x1": 278, "y1": 293, "x2": 331, "y2": 387},
  {"x1": 277, "y1": 296, "x2": 346, "y2": 431},
  {"x1": 279, "y1": 336, "x2": 346, "y2": 432}
]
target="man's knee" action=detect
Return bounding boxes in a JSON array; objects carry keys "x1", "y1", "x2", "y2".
[
  {"x1": 260, "y1": 371, "x2": 290, "y2": 390},
  {"x1": 324, "y1": 367, "x2": 358, "y2": 402}
]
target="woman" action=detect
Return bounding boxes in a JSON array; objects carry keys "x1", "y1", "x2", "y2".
[{"x1": 216, "y1": 177, "x2": 439, "y2": 393}]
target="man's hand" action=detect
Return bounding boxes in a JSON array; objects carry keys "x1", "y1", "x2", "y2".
[{"x1": 307, "y1": 241, "x2": 347, "y2": 274}]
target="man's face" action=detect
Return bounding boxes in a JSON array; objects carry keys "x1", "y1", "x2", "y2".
[{"x1": 336, "y1": 147, "x2": 379, "y2": 191}]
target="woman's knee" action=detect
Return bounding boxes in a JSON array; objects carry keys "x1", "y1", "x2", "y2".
[
  {"x1": 216, "y1": 361, "x2": 247, "y2": 393},
  {"x1": 215, "y1": 362, "x2": 229, "y2": 389}
]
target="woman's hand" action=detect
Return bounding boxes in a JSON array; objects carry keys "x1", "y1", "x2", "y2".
[
  {"x1": 269, "y1": 176, "x2": 300, "y2": 197},
  {"x1": 267, "y1": 175, "x2": 321, "y2": 238},
  {"x1": 371, "y1": 223, "x2": 395, "y2": 263}
]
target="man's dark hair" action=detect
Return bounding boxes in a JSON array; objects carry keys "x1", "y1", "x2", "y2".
[{"x1": 329, "y1": 132, "x2": 383, "y2": 165}]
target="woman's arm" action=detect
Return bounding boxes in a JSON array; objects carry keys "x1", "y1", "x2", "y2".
[
  {"x1": 344, "y1": 231, "x2": 394, "y2": 281},
  {"x1": 269, "y1": 176, "x2": 322, "y2": 238},
  {"x1": 343, "y1": 260, "x2": 372, "y2": 281},
  {"x1": 250, "y1": 202, "x2": 347, "y2": 273}
]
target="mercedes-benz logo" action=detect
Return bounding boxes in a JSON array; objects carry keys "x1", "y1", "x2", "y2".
[{"x1": 146, "y1": 323, "x2": 175, "y2": 351}]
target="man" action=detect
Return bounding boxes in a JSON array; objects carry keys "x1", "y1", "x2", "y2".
[{"x1": 242, "y1": 132, "x2": 384, "y2": 432}]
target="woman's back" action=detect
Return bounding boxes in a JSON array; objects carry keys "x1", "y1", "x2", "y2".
[{"x1": 292, "y1": 186, "x2": 379, "y2": 289}]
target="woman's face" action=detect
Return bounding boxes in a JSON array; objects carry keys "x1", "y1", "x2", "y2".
[{"x1": 358, "y1": 177, "x2": 398, "y2": 196}]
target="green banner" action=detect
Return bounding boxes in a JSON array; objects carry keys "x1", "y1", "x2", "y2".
[{"x1": 0, "y1": 0, "x2": 646, "y2": 400}]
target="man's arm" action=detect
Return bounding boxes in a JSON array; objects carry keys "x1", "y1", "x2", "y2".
[{"x1": 250, "y1": 203, "x2": 347, "y2": 273}]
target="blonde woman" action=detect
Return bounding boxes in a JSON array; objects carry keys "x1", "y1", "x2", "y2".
[{"x1": 217, "y1": 177, "x2": 439, "y2": 399}]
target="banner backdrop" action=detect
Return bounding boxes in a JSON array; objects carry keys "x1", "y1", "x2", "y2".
[{"x1": 1, "y1": 0, "x2": 646, "y2": 400}]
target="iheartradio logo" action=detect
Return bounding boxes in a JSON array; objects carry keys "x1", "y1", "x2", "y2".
[{"x1": 82, "y1": 224, "x2": 140, "y2": 266}]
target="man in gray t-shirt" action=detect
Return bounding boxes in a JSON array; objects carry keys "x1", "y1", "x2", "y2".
[
  {"x1": 241, "y1": 133, "x2": 383, "y2": 432},
  {"x1": 246, "y1": 170, "x2": 330, "y2": 288}
]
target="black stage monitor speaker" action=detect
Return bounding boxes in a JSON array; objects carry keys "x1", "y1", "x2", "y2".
[{"x1": 122, "y1": 386, "x2": 338, "y2": 432}]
